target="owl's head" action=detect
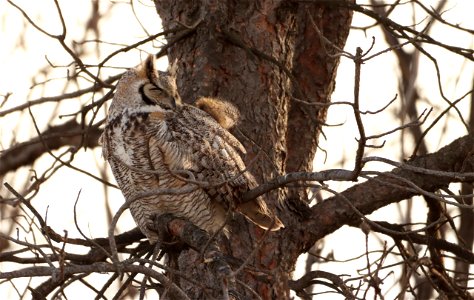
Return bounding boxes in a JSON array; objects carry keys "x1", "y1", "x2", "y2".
[{"x1": 110, "y1": 55, "x2": 182, "y2": 116}]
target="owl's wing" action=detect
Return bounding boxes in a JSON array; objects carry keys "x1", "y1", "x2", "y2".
[
  {"x1": 180, "y1": 106, "x2": 249, "y2": 187},
  {"x1": 185, "y1": 105, "x2": 246, "y2": 154},
  {"x1": 152, "y1": 107, "x2": 247, "y2": 183},
  {"x1": 146, "y1": 106, "x2": 283, "y2": 231}
]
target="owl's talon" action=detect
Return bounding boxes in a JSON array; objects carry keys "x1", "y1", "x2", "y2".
[{"x1": 151, "y1": 213, "x2": 176, "y2": 244}]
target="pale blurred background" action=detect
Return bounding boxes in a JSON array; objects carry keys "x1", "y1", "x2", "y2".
[{"x1": 1, "y1": 0, "x2": 473, "y2": 298}]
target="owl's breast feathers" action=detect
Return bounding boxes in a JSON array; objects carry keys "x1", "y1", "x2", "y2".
[{"x1": 101, "y1": 110, "x2": 165, "y2": 195}]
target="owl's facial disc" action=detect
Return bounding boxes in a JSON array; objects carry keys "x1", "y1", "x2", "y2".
[{"x1": 139, "y1": 83, "x2": 176, "y2": 109}]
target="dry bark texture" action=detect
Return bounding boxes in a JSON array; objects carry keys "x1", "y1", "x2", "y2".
[{"x1": 154, "y1": 1, "x2": 353, "y2": 298}]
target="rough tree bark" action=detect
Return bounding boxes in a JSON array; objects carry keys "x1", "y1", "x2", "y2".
[{"x1": 154, "y1": 1, "x2": 353, "y2": 298}]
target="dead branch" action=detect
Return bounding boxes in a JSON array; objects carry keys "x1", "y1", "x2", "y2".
[
  {"x1": 308, "y1": 133, "x2": 474, "y2": 240},
  {"x1": 0, "y1": 120, "x2": 102, "y2": 176}
]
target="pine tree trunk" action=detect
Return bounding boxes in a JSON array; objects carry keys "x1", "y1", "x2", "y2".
[{"x1": 154, "y1": 1, "x2": 353, "y2": 298}]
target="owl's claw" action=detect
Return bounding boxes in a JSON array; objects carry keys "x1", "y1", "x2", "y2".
[{"x1": 151, "y1": 213, "x2": 176, "y2": 246}]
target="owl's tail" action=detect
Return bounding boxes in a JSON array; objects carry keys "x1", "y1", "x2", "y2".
[{"x1": 237, "y1": 199, "x2": 284, "y2": 231}]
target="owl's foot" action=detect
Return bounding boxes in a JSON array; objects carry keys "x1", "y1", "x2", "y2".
[{"x1": 151, "y1": 213, "x2": 183, "y2": 250}]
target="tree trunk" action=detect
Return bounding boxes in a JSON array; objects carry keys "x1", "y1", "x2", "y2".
[{"x1": 154, "y1": 1, "x2": 352, "y2": 298}]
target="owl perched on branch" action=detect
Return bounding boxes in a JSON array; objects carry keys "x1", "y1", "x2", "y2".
[{"x1": 101, "y1": 55, "x2": 283, "y2": 243}]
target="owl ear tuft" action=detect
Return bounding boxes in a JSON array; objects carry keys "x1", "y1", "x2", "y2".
[
  {"x1": 144, "y1": 55, "x2": 158, "y2": 81},
  {"x1": 168, "y1": 58, "x2": 178, "y2": 78}
]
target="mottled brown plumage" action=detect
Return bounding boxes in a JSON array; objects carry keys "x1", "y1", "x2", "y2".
[
  {"x1": 101, "y1": 55, "x2": 283, "y2": 243},
  {"x1": 195, "y1": 97, "x2": 240, "y2": 130}
]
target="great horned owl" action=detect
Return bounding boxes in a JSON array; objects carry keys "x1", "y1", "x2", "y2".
[{"x1": 101, "y1": 55, "x2": 283, "y2": 243}]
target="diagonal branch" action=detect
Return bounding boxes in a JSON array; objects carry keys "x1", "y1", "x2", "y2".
[
  {"x1": 0, "y1": 120, "x2": 102, "y2": 176},
  {"x1": 307, "y1": 133, "x2": 474, "y2": 240}
]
